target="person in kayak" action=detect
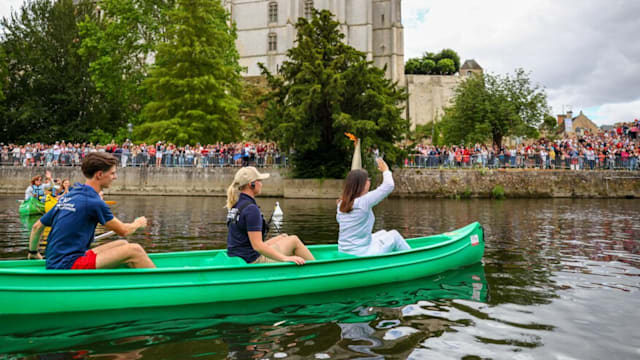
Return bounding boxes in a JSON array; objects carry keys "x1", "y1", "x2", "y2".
[
  {"x1": 226, "y1": 166, "x2": 315, "y2": 265},
  {"x1": 337, "y1": 157, "x2": 411, "y2": 256},
  {"x1": 24, "y1": 173, "x2": 52, "y2": 202},
  {"x1": 27, "y1": 152, "x2": 155, "y2": 269}
]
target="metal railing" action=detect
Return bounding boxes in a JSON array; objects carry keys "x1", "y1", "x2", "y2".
[
  {"x1": 405, "y1": 153, "x2": 640, "y2": 171},
  {"x1": 0, "y1": 152, "x2": 289, "y2": 168}
]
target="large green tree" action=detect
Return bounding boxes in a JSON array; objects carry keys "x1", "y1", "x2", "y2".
[
  {"x1": 136, "y1": 0, "x2": 243, "y2": 145},
  {"x1": 0, "y1": 47, "x2": 6, "y2": 108},
  {"x1": 0, "y1": 0, "x2": 102, "y2": 143},
  {"x1": 78, "y1": 0, "x2": 175, "y2": 139},
  {"x1": 260, "y1": 10, "x2": 408, "y2": 178},
  {"x1": 440, "y1": 69, "x2": 549, "y2": 147}
]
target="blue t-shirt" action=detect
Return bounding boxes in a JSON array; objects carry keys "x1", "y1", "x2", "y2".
[
  {"x1": 40, "y1": 184, "x2": 114, "y2": 269},
  {"x1": 227, "y1": 193, "x2": 263, "y2": 263}
]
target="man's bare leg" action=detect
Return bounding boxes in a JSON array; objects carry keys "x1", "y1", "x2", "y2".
[
  {"x1": 92, "y1": 240, "x2": 129, "y2": 254},
  {"x1": 95, "y1": 242, "x2": 156, "y2": 269}
]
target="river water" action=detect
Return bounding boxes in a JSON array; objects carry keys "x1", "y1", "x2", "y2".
[{"x1": 0, "y1": 195, "x2": 639, "y2": 359}]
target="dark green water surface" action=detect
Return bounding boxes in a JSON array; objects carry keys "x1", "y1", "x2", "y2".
[{"x1": 1, "y1": 195, "x2": 639, "y2": 359}]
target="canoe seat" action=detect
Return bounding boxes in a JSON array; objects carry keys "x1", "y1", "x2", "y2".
[
  {"x1": 313, "y1": 250, "x2": 358, "y2": 261},
  {"x1": 198, "y1": 252, "x2": 246, "y2": 267}
]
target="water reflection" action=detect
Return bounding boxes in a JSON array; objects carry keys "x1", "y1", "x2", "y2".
[
  {"x1": 1, "y1": 196, "x2": 639, "y2": 359},
  {"x1": 1, "y1": 264, "x2": 486, "y2": 357}
]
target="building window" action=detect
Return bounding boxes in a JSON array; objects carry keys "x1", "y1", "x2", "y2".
[
  {"x1": 304, "y1": 0, "x2": 314, "y2": 19},
  {"x1": 268, "y1": 32, "x2": 277, "y2": 51},
  {"x1": 467, "y1": 71, "x2": 473, "y2": 76},
  {"x1": 269, "y1": 2, "x2": 278, "y2": 23},
  {"x1": 381, "y1": 14, "x2": 384, "y2": 24}
]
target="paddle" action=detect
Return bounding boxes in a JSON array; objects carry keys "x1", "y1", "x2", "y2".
[{"x1": 94, "y1": 231, "x2": 116, "y2": 241}]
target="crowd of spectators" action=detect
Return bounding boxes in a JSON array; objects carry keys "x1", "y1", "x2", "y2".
[
  {"x1": 407, "y1": 120, "x2": 640, "y2": 171},
  {"x1": 2, "y1": 120, "x2": 639, "y2": 171},
  {"x1": 0, "y1": 141, "x2": 288, "y2": 168}
]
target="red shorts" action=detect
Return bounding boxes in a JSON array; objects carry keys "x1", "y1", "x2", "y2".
[{"x1": 71, "y1": 250, "x2": 97, "y2": 270}]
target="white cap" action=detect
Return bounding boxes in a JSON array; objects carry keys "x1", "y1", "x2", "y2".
[{"x1": 233, "y1": 166, "x2": 269, "y2": 188}]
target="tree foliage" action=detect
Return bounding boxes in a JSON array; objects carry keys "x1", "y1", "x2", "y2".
[
  {"x1": 440, "y1": 69, "x2": 549, "y2": 147},
  {"x1": 0, "y1": 0, "x2": 104, "y2": 143},
  {"x1": 78, "y1": 0, "x2": 175, "y2": 135},
  {"x1": 0, "y1": 47, "x2": 7, "y2": 105},
  {"x1": 539, "y1": 114, "x2": 560, "y2": 139},
  {"x1": 405, "y1": 48, "x2": 461, "y2": 75},
  {"x1": 259, "y1": 10, "x2": 408, "y2": 178},
  {"x1": 136, "y1": 0, "x2": 243, "y2": 145}
]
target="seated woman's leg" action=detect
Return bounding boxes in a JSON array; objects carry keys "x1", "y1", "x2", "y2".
[
  {"x1": 265, "y1": 234, "x2": 315, "y2": 260},
  {"x1": 367, "y1": 230, "x2": 410, "y2": 255},
  {"x1": 388, "y1": 230, "x2": 411, "y2": 251}
]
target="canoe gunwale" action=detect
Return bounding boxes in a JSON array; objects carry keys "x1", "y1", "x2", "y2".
[
  {"x1": 0, "y1": 222, "x2": 482, "y2": 277},
  {"x1": 0, "y1": 238, "x2": 477, "y2": 291}
]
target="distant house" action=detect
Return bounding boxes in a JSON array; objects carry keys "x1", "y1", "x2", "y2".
[
  {"x1": 460, "y1": 59, "x2": 483, "y2": 78},
  {"x1": 557, "y1": 110, "x2": 599, "y2": 135}
]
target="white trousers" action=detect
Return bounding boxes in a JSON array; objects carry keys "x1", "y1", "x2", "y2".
[{"x1": 363, "y1": 230, "x2": 411, "y2": 256}]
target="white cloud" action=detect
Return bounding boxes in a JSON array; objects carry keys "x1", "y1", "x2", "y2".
[
  {"x1": 0, "y1": 0, "x2": 22, "y2": 22},
  {"x1": 403, "y1": 0, "x2": 640, "y2": 125}
]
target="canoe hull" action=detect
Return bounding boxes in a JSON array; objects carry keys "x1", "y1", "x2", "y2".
[
  {"x1": 0, "y1": 222, "x2": 484, "y2": 315},
  {"x1": 18, "y1": 197, "x2": 45, "y2": 216}
]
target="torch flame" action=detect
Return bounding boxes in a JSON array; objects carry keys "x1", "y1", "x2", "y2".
[{"x1": 345, "y1": 132, "x2": 358, "y2": 142}]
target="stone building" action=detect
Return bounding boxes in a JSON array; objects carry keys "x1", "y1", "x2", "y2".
[
  {"x1": 557, "y1": 110, "x2": 599, "y2": 135},
  {"x1": 405, "y1": 60, "x2": 483, "y2": 129},
  {"x1": 460, "y1": 59, "x2": 483, "y2": 78},
  {"x1": 224, "y1": 0, "x2": 405, "y2": 84}
]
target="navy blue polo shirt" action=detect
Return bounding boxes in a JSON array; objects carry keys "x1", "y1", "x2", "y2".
[
  {"x1": 40, "y1": 184, "x2": 114, "y2": 269},
  {"x1": 227, "y1": 193, "x2": 263, "y2": 263}
]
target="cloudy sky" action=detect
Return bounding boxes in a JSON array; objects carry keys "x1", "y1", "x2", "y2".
[
  {"x1": 2, "y1": 0, "x2": 639, "y2": 125},
  {"x1": 404, "y1": 0, "x2": 640, "y2": 125}
]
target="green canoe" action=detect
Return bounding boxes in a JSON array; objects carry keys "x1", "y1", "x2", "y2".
[
  {"x1": 0, "y1": 263, "x2": 487, "y2": 354},
  {"x1": 18, "y1": 197, "x2": 45, "y2": 216},
  {"x1": 0, "y1": 222, "x2": 484, "y2": 315}
]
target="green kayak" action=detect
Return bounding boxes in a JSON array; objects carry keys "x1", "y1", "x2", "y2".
[
  {"x1": 18, "y1": 197, "x2": 45, "y2": 216},
  {"x1": 0, "y1": 222, "x2": 484, "y2": 315}
]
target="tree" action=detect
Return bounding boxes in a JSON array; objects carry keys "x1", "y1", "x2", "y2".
[
  {"x1": 0, "y1": 47, "x2": 6, "y2": 105},
  {"x1": 78, "y1": 0, "x2": 176, "y2": 137},
  {"x1": 259, "y1": 10, "x2": 408, "y2": 178},
  {"x1": 440, "y1": 69, "x2": 549, "y2": 147},
  {"x1": 404, "y1": 58, "x2": 422, "y2": 75},
  {"x1": 136, "y1": 0, "x2": 243, "y2": 145},
  {"x1": 539, "y1": 114, "x2": 559, "y2": 139},
  {"x1": 434, "y1": 48, "x2": 460, "y2": 73},
  {"x1": 436, "y1": 58, "x2": 455, "y2": 75},
  {"x1": 405, "y1": 48, "x2": 461, "y2": 75},
  {"x1": 0, "y1": 0, "x2": 102, "y2": 143}
]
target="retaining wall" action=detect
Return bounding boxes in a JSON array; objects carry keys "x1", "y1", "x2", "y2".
[{"x1": 1, "y1": 167, "x2": 638, "y2": 198}]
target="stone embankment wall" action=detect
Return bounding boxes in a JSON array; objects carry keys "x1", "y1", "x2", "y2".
[{"x1": 1, "y1": 167, "x2": 638, "y2": 198}]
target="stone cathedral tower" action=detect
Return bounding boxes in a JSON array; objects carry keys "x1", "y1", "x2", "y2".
[{"x1": 224, "y1": 0, "x2": 404, "y2": 83}]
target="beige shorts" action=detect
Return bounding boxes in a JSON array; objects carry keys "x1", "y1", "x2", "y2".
[
  {"x1": 250, "y1": 242, "x2": 283, "y2": 264},
  {"x1": 251, "y1": 255, "x2": 278, "y2": 264}
]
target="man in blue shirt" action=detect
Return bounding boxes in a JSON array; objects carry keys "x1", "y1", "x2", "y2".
[{"x1": 28, "y1": 152, "x2": 155, "y2": 270}]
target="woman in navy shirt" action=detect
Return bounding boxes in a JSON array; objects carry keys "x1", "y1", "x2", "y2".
[{"x1": 226, "y1": 167, "x2": 314, "y2": 265}]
